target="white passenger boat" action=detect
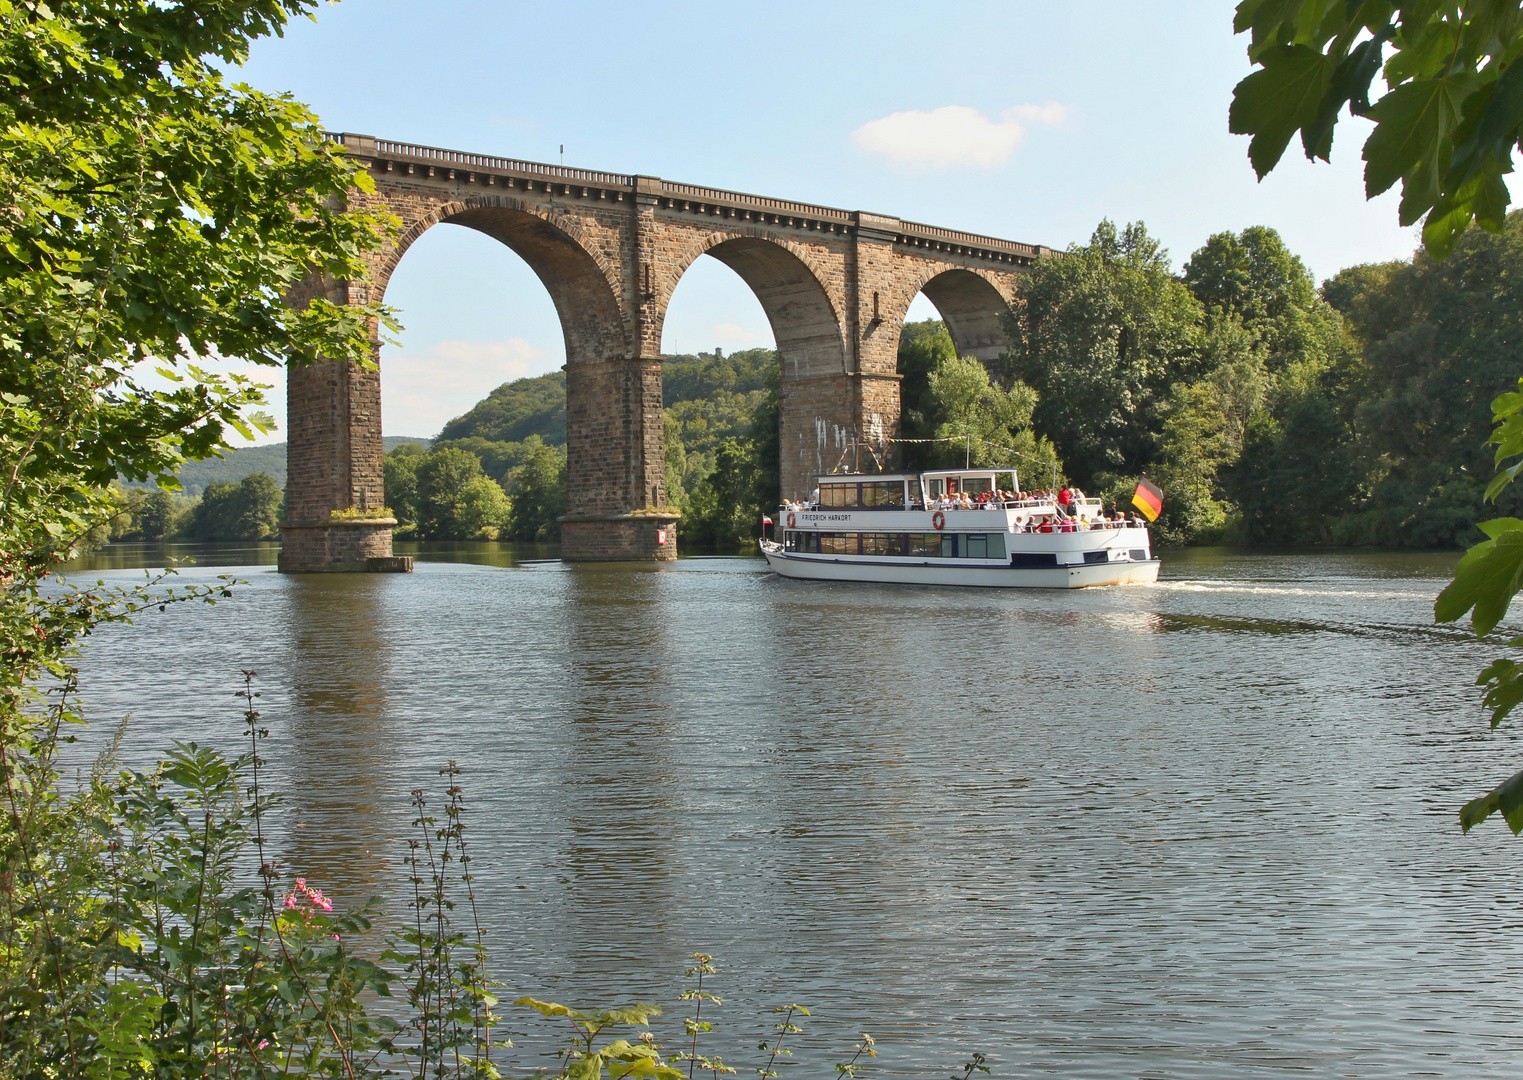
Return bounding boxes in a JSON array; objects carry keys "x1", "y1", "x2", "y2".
[{"x1": 759, "y1": 470, "x2": 1160, "y2": 589}]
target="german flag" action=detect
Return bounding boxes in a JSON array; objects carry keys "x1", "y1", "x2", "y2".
[{"x1": 1131, "y1": 478, "x2": 1164, "y2": 522}]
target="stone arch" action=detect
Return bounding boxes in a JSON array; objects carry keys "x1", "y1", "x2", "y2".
[
  {"x1": 656, "y1": 230, "x2": 847, "y2": 380},
  {"x1": 898, "y1": 267, "x2": 1015, "y2": 363},
  {"x1": 372, "y1": 195, "x2": 632, "y2": 362}
]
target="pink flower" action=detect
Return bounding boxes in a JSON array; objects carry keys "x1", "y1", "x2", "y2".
[
  {"x1": 257, "y1": 1040, "x2": 269, "y2": 1051},
  {"x1": 294, "y1": 877, "x2": 306, "y2": 888},
  {"x1": 284, "y1": 894, "x2": 297, "y2": 909}
]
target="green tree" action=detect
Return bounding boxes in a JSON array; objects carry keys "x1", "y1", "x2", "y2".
[
  {"x1": 191, "y1": 472, "x2": 283, "y2": 541},
  {"x1": 0, "y1": 0, "x2": 394, "y2": 1071},
  {"x1": 1325, "y1": 216, "x2": 1523, "y2": 546},
  {"x1": 1006, "y1": 220, "x2": 1203, "y2": 492},
  {"x1": 1184, "y1": 225, "x2": 1317, "y2": 322},
  {"x1": 1171, "y1": 227, "x2": 1353, "y2": 543},
  {"x1": 662, "y1": 347, "x2": 775, "y2": 405},
  {"x1": 504, "y1": 438, "x2": 568, "y2": 542},
  {"x1": 918, "y1": 355, "x2": 1059, "y2": 481},
  {"x1": 384, "y1": 443, "x2": 426, "y2": 527},
  {"x1": 896, "y1": 319, "x2": 958, "y2": 466},
  {"x1": 680, "y1": 385, "x2": 780, "y2": 551},
  {"x1": 414, "y1": 448, "x2": 508, "y2": 540},
  {"x1": 137, "y1": 488, "x2": 176, "y2": 541}
]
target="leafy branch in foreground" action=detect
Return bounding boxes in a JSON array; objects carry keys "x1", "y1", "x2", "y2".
[
  {"x1": 1436, "y1": 381, "x2": 1523, "y2": 832},
  {"x1": 1229, "y1": 2, "x2": 1523, "y2": 257},
  {"x1": 1221, "y1": 3, "x2": 1523, "y2": 841},
  {"x1": 673, "y1": 952, "x2": 729, "y2": 1080}
]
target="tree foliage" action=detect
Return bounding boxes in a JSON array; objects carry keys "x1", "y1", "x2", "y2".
[
  {"x1": 1006, "y1": 220, "x2": 1203, "y2": 493},
  {"x1": 192, "y1": 471, "x2": 283, "y2": 541},
  {"x1": 411, "y1": 447, "x2": 510, "y2": 541},
  {"x1": 503, "y1": 436, "x2": 567, "y2": 542}
]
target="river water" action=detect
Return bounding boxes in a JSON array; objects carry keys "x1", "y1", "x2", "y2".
[{"x1": 58, "y1": 543, "x2": 1523, "y2": 1078}]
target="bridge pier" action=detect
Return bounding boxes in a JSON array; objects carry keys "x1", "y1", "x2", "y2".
[{"x1": 279, "y1": 354, "x2": 413, "y2": 573}]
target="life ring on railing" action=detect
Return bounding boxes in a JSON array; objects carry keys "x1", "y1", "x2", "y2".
[
  {"x1": 785, "y1": 511, "x2": 796, "y2": 528},
  {"x1": 932, "y1": 511, "x2": 945, "y2": 530}
]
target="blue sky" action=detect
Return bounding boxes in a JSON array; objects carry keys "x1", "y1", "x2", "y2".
[{"x1": 231, "y1": 1, "x2": 1442, "y2": 439}]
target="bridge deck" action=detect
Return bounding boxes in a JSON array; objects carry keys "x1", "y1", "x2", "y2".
[{"x1": 325, "y1": 131, "x2": 1052, "y2": 267}]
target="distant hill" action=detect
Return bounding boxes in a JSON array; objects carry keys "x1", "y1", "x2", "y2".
[
  {"x1": 437, "y1": 371, "x2": 567, "y2": 445},
  {"x1": 124, "y1": 436, "x2": 431, "y2": 495},
  {"x1": 436, "y1": 351, "x2": 778, "y2": 448},
  {"x1": 662, "y1": 348, "x2": 775, "y2": 406}
]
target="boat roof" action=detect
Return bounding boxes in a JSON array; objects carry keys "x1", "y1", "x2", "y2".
[{"x1": 813, "y1": 469, "x2": 1015, "y2": 484}]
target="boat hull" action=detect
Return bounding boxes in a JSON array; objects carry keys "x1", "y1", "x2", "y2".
[{"x1": 760, "y1": 546, "x2": 1161, "y2": 589}]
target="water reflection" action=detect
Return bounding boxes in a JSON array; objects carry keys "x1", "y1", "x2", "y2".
[
  {"x1": 64, "y1": 539, "x2": 281, "y2": 571},
  {"x1": 273, "y1": 574, "x2": 402, "y2": 905},
  {"x1": 393, "y1": 538, "x2": 559, "y2": 567},
  {"x1": 546, "y1": 565, "x2": 687, "y2": 974}
]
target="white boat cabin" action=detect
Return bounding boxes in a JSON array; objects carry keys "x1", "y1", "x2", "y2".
[{"x1": 770, "y1": 470, "x2": 1153, "y2": 574}]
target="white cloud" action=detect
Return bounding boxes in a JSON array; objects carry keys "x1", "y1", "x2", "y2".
[
  {"x1": 711, "y1": 321, "x2": 771, "y2": 347},
  {"x1": 382, "y1": 338, "x2": 550, "y2": 437},
  {"x1": 852, "y1": 103, "x2": 1072, "y2": 172}
]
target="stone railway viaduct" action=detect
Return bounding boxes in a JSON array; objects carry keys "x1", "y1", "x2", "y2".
[{"x1": 281, "y1": 132, "x2": 1053, "y2": 571}]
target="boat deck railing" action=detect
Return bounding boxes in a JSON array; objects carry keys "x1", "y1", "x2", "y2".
[{"x1": 780, "y1": 497, "x2": 1113, "y2": 515}]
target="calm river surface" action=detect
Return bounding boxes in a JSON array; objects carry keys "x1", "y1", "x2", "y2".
[{"x1": 59, "y1": 543, "x2": 1523, "y2": 1078}]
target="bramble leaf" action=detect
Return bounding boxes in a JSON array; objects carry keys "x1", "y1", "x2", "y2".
[{"x1": 515, "y1": 997, "x2": 585, "y2": 1020}]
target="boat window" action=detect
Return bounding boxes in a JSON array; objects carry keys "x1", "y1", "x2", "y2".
[
  {"x1": 818, "y1": 483, "x2": 856, "y2": 508},
  {"x1": 926, "y1": 479, "x2": 944, "y2": 498},
  {"x1": 860, "y1": 481, "x2": 904, "y2": 508},
  {"x1": 820, "y1": 533, "x2": 853, "y2": 555},
  {"x1": 861, "y1": 532, "x2": 899, "y2": 555},
  {"x1": 986, "y1": 533, "x2": 1006, "y2": 559},
  {"x1": 907, "y1": 533, "x2": 941, "y2": 557},
  {"x1": 961, "y1": 477, "x2": 992, "y2": 495},
  {"x1": 906, "y1": 477, "x2": 923, "y2": 504},
  {"x1": 785, "y1": 531, "x2": 819, "y2": 553}
]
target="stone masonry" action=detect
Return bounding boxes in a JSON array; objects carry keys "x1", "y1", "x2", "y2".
[{"x1": 279, "y1": 133, "x2": 1053, "y2": 570}]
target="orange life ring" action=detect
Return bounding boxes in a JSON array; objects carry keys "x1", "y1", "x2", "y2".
[
  {"x1": 785, "y1": 511, "x2": 796, "y2": 529},
  {"x1": 932, "y1": 510, "x2": 945, "y2": 530}
]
